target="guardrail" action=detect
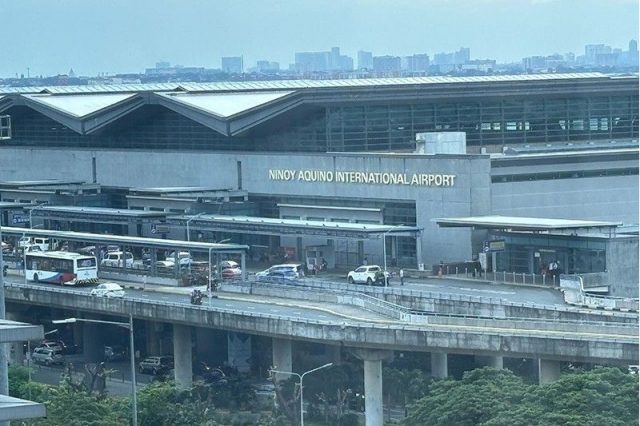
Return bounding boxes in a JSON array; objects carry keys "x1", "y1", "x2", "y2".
[
  {"x1": 241, "y1": 276, "x2": 638, "y2": 319},
  {"x1": 6, "y1": 282, "x2": 636, "y2": 338}
]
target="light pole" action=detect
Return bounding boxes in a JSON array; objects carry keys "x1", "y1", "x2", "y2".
[
  {"x1": 382, "y1": 224, "x2": 404, "y2": 286},
  {"x1": 53, "y1": 315, "x2": 138, "y2": 426},
  {"x1": 185, "y1": 212, "x2": 206, "y2": 242},
  {"x1": 270, "y1": 362, "x2": 333, "y2": 426},
  {"x1": 28, "y1": 201, "x2": 49, "y2": 229}
]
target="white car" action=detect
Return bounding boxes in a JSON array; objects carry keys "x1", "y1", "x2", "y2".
[
  {"x1": 347, "y1": 265, "x2": 389, "y2": 286},
  {"x1": 256, "y1": 264, "x2": 305, "y2": 279},
  {"x1": 100, "y1": 251, "x2": 134, "y2": 268},
  {"x1": 90, "y1": 282, "x2": 125, "y2": 298}
]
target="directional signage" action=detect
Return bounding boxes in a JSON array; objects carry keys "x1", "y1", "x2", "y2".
[
  {"x1": 11, "y1": 215, "x2": 29, "y2": 225},
  {"x1": 151, "y1": 223, "x2": 170, "y2": 234},
  {"x1": 483, "y1": 239, "x2": 505, "y2": 253}
]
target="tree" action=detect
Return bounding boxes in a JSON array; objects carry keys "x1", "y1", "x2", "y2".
[
  {"x1": 403, "y1": 367, "x2": 527, "y2": 426},
  {"x1": 484, "y1": 367, "x2": 639, "y2": 426},
  {"x1": 403, "y1": 367, "x2": 639, "y2": 426}
]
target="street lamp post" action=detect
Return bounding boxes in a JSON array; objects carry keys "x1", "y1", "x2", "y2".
[
  {"x1": 382, "y1": 224, "x2": 404, "y2": 286},
  {"x1": 53, "y1": 315, "x2": 138, "y2": 426},
  {"x1": 270, "y1": 362, "x2": 333, "y2": 426},
  {"x1": 185, "y1": 212, "x2": 206, "y2": 242},
  {"x1": 28, "y1": 201, "x2": 49, "y2": 229}
]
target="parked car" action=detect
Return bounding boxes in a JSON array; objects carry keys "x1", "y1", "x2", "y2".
[
  {"x1": 256, "y1": 269, "x2": 298, "y2": 283},
  {"x1": 31, "y1": 347, "x2": 64, "y2": 366},
  {"x1": 90, "y1": 282, "x2": 125, "y2": 298},
  {"x1": 256, "y1": 264, "x2": 305, "y2": 280},
  {"x1": 100, "y1": 251, "x2": 134, "y2": 268},
  {"x1": 104, "y1": 345, "x2": 127, "y2": 362},
  {"x1": 347, "y1": 265, "x2": 389, "y2": 286},
  {"x1": 220, "y1": 260, "x2": 242, "y2": 280},
  {"x1": 18, "y1": 236, "x2": 32, "y2": 248},
  {"x1": 36, "y1": 341, "x2": 64, "y2": 352},
  {"x1": 139, "y1": 356, "x2": 174, "y2": 375}
]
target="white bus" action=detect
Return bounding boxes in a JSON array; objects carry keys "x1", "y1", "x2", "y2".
[{"x1": 25, "y1": 251, "x2": 98, "y2": 285}]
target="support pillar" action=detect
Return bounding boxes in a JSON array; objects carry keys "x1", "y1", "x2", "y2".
[
  {"x1": 146, "y1": 321, "x2": 160, "y2": 355},
  {"x1": 271, "y1": 338, "x2": 292, "y2": 382},
  {"x1": 327, "y1": 345, "x2": 342, "y2": 365},
  {"x1": 538, "y1": 359, "x2": 561, "y2": 385},
  {"x1": 475, "y1": 355, "x2": 504, "y2": 369},
  {"x1": 351, "y1": 349, "x2": 393, "y2": 426},
  {"x1": 173, "y1": 324, "x2": 192, "y2": 389},
  {"x1": 83, "y1": 323, "x2": 103, "y2": 362},
  {"x1": 415, "y1": 233, "x2": 423, "y2": 269},
  {"x1": 430, "y1": 352, "x2": 448, "y2": 378}
]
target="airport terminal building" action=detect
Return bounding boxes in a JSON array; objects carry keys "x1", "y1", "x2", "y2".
[{"x1": 0, "y1": 73, "x2": 637, "y2": 289}]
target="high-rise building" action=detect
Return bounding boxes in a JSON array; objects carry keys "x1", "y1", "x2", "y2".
[
  {"x1": 295, "y1": 48, "x2": 353, "y2": 72},
  {"x1": 585, "y1": 44, "x2": 612, "y2": 64},
  {"x1": 256, "y1": 60, "x2": 280, "y2": 73},
  {"x1": 357, "y1": 50, "x2": 373, "y2": 70},
  {"x1": 222, "y1": 56, "x2": 244, "y2": 74},
  {"x1": 372, "y1": 55, "x2": 401, "y2": 73},
  {"x1": 405, "y1": 54, "x2": 430, "y2": 72}
]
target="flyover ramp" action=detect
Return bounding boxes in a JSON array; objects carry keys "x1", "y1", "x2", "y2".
[{"x1": 4, "y1": 282, "x2": 637, "y2": 366}]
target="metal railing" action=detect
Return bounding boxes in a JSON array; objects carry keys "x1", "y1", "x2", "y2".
[{"x1": 3, "y1": 282, "x2": 637, "y2": 344}]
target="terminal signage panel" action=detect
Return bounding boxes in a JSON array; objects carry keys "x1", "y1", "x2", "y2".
[
  {"x1": 11, "y1": 215, "x2": 29, "y2": 224},
  {"x1": 268, "y1": 169, "x2": 456, "y2": 187},
  {"x1": 483, "y1": 240, "x2": 505, "y2": 252}
]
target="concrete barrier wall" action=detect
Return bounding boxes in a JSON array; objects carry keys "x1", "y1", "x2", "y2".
[{"x1": 5, "y1": 282, "x2": 638, "y2": 364}]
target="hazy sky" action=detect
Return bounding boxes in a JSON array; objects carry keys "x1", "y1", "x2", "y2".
[{"x1": 2, "y1": 0, "x2": 638, "y2": 77}]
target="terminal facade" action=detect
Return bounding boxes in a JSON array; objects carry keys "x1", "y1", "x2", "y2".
[{"x1": 0, "y1": 73, "x2": 637, "y2": 291}]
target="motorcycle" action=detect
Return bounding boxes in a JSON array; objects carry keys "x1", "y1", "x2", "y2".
[{"x1": 190, "y1": 289, "x2": 203, "y2": 305}]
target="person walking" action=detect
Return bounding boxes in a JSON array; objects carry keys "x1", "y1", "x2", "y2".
[{"x1": 399, "y1": 268, "x2": 404, "y2": 286}]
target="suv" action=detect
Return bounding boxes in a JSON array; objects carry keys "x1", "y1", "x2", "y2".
[
  {"x1": 256, "y1": 264, "x2": 304, "y2": 280},
  {"x1": 104, "y1": 345, "x2": 127, "y2": 362},
  {"x1": 101, "y1": 251, "x2": 134, "y2": 268},
  {"x1": 347, "y1": 265, "x2": 389, "y2": 286},
  {"x1": 139, "y1": 356, "x2": 174, "y2": 375},
  {"x1": 32, "y1": 347, "x2": 64, "y2": 366}
]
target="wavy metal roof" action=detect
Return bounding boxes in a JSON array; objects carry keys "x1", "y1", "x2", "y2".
[
  {"x1": 0, "y1": 72, "x2": 622, "y2": 95},
  {"x1": 23, "y1": 93, "x2": 138, "y2": 117}
]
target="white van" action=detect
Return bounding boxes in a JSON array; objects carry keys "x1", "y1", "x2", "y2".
[
  {"x1": 100, "y1": 251, "x2": 134, "y2": 268},
  {"x1": 32, "y1": 237, "x2": 50, "y2": 251}
]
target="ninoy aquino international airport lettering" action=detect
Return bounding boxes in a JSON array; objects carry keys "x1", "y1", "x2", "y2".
[{"x1": 268, "y1": 169, "x2": 456, "y2": 186}]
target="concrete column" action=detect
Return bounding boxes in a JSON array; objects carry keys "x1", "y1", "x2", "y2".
[
  {"x1": 10, "y1": 342, "x2": 25, "y2": 366},
  {"x1": 538, "y1": 359, "x2": 561, "y2": 385},
  {"x1": 475, "y1": 355, "x2": 504, "y2": 369},
  {"x1": 271, "y1": 338, "x2": 292, "y2": 382},
  {"x1": 173, "y1": 324, "x2": 193, "y2": 389},
  {"x1": 327, "y1": 345, "x2": 342, "y2": 365},
  {"x1": 351, "y1": 349, "x2": 393, "y2": 426},
  {"x1": 146, "y1": 321, "x2": 160, "y2": 355},
  {"x1": 82, "y1": 323, "x2": 103, "y2": 362},
  {"x1": 430, "y1": 352, "x2": 448, "y2": 378},
  {"x1": 415, "y1": 233, "x2": 423, "y2": 269}
]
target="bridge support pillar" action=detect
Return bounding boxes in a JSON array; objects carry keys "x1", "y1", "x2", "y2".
[
  {"x1": 6, "y1": 313, "x2": 24, "y2": 366},
  {"x1": 83, "y1": 323, "x2": 103, "y2": 363},
  {"x1": 328, "y1": 345, "x2": 342, "y2": 365},
  {"x1": 173, "y1": 324, "x2": 193, "y2": 389},
  {"x1": 475, "y1": 355, "x2": 503, "y2": 369},
  {"x1": 538, "y1": 359, "x2": 561, "y2": 384},
  {"x1": 146, "y1": 321, "x2": 160, "y2": 355},
  {"x1": 271, "y1": 338, "x2": 292, "y2": 382},
  {"x1": 351, "y1": 349, "x2": 393, "y2": 426},
  {"x1": 430, "y1": 352, "x2": 448, "y2": 378}
]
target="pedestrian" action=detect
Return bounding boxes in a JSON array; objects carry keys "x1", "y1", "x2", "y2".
[
  {"x1": 399, "y1": 268, "x2": 404, "y2": 286},
  {"x1": 363, "y1": 256, "x2": 368, "y2": 266}
]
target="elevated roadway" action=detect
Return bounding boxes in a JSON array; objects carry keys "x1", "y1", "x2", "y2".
[{"x1": 4, "y1": 280, "x2": 638, "y2": 365}]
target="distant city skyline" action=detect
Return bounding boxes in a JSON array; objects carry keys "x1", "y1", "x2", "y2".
[{"x1": 1, "y1": 0, "x2": 638, "y2": 77}]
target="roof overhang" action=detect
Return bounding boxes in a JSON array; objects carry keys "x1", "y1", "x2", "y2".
[
  {"x1": 434, "y1": 215, "x2": 622, "y2": 232},
  {"x1": 153, "y1": 91, "x2": 301, "y2": 136},
  {"x1": 0, "y1": 95, "x2": 13, "y2": 113},
  {"x1": 0, "y1": 395, "x2": 46, "y2": 422},
  {"x1": 31, "y1": 206, "x2": 168, "y2": 224},
  {"x1": 1, "y1": 226, "x2": 248, "y2": 253},
  {"x1": 18, "y1": 93, "x2": 145, "y2": 134},
  {"x1": 167, "y1": 214, "x2": 420, "y2": 239}
]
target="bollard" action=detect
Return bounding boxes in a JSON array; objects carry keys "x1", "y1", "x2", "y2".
[
  {"x1": 513, "y1": 271, "x2": 516, "y2": 283},
  {"x1": 522, "y1": 272, "x2": 525, "y2": 284},
  {"x1": 503, "y1": 271, "x2": 506, "y2": 282},
  {"x1": 455, "y1": 267, "x2": 458, "y2": 276}
]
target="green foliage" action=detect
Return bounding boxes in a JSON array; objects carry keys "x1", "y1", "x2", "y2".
[
  {"x1": 383, "y1": 367, "x2": 430, "y2": 405},
  {"x1": 137, "y1": 381, "x2": 218, "y2": 426},
  {"x1": 402, "y1": 367, "x2": 639, "y2": 426}
]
